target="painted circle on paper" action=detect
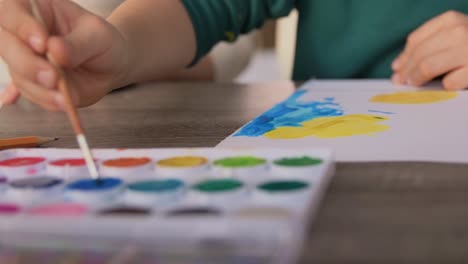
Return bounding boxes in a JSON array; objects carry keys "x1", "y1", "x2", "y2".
[{"x1": 370, "y1": 91, "x2": 458, "y2": 104}]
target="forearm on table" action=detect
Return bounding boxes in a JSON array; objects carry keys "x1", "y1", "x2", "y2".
[
  {"x1": 107, "y1": 0, "x2": 196, "y2": 87},
  {"x1": 164, "y1": 56, "x2": 214, "y2": 81}
]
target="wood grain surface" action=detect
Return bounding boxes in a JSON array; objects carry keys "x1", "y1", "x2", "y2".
[{"x1": 1, "y1": 81, "x2": 467, "y2": 264}]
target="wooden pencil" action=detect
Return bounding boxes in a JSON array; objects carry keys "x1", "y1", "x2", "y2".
[
  {"x1": 29, "y1": 0, "x2": 100, "y2": 179},
  {"x1": 0, "y1": 136, "x2": 58, "y2": 150}
]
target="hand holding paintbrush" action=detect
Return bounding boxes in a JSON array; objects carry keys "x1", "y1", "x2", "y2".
[
  {"x1": 29, "y1": 0, "x2": 99, "y2": 179},
  {"x1": 0, "y1": 0, "x2": 134, "y2": 178},
  {"x1": 0, "y1": 0, "x2": 129, "y2": 110}
]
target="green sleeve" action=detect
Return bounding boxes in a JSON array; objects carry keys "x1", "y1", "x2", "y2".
[{"x1": 181, "y1": 0, "x2": 296, "y2": 65}]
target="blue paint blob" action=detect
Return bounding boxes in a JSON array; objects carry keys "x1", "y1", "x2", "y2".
[
  {"x1": 235, "y1": 90, "x2": 344, "y2": 137},
  {"x1": 368, "y1": 109, "x2": 395, "y2": 115},
  {"x1": 66, "y1": 178, "x2": 123, "y2": 191}
]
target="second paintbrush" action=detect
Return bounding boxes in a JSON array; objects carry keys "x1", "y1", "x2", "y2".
[{"x1": 29, "y1": 0, "x2": 100, "y2": 179}]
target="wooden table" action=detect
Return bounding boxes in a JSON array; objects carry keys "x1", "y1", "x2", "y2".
[{"x1": 1, "y1": 82, "x2": 468, "y2": 264}]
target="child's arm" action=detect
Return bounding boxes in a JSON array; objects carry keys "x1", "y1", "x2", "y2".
[
  {"x1": 392, "y1": 11, "x2": 468, "y2": 90},
  {"x1": 0, "y1": 0, "x2": 295, "y2": 110},
  {"x1": 107, "y1": 0, "x2": 295, "y2": 84}
]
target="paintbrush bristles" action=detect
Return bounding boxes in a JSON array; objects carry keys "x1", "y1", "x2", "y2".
[{"x1": 77, "y1": 134, "x2": 99, "y2": 179}]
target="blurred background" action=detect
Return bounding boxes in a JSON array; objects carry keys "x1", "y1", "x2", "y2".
[{"x1": 236, "y1": 13, "x2": 298, "y2": 83}]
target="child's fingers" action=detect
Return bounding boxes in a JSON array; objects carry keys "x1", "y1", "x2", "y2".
[
  {"x1": 0, "y1": 83, "x2": 20, "y2": 105},
  {"x1": 0, "y1": 28, "x2": 57, "y2": 90},
  {"x1": 0, "y1": 0, "x2": 49, "y2": 53},
  {"x1": 48, "y1": 15, "x2": 112, "y2": 68},
  {"x1": 392, "y1": 53, "x2": 406, "y2": 72},
  {"x1": 11, "y1": 73, "x2": 62, "y2": 111},
  {"x1": 443, "y1": 67, "x2": 468, "y2": 90},
  {"x1": 393, "y1": 11, "x2": 467, "y2": 71},
  {"x1": 393, "y1": 12, "x2": 468, "y2": 87},
  {"x1": 405, "y1": 11, "x2": 467, "y2": 54},
  {"x1": 402, "y1": 49, "x2": 466, "y2": 86},
  {"x1": 399, "y1": 26, "x2": 466, "y2": 84}
]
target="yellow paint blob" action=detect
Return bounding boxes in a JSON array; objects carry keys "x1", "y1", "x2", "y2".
[
  {"x1": 265, "y1": 114, "x2": 389, "y2": 139},
  {"x1": 370, "y1": 91, "x2": 457, "y2": 104},
  {"x1": 157, "y1": 156, "x2": 208, "y2": 168}
]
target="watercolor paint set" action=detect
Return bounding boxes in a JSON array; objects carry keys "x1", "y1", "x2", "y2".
[{"x1": 0, "y1": 147, "x2": 334, "y2": 264}]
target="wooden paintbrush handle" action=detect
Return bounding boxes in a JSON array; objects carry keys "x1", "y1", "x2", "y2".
[{"x1": 53, "y1": 58, "x2": 84, "y2": 135}]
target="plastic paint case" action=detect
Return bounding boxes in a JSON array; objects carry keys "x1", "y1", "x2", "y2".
[
  {"x1": 234, "y1": 206, "x2": 293, "y2": 219},
  {"x1": 155, "y1": 156, "x2": 209, "y2": 183},
  {"x1": 0, "y1": 157, "x2": 46, "y2": 179},
  {"x1": 100, "y1": 157, "x2": 153, "y2": 179},
  {"x1": 125, "y1": 179, "x2": 186, "y2": 206},
  {"x1": 212, "y1": 156, "x2": 268, "y2": 179},
  {"x1": 66, "y1": 178, "x2": 124, "y2": 204},
  {"x1": 47, "y1": 158, "x2": 91, "y2": 179},
  {"x1": 270, "y1": 156, "x2": 324, "y2": 178},
  {"x1": 0, "y1": 147, "x2": 335, "y2": 264},
  {"x1": 190, "y1": 179, "x2": 248, "y2": 206},
  {"x1": 7, "y1": 176, "x2": 64, "y2": 202}
]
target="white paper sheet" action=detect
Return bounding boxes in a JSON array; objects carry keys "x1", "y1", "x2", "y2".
[{"x1": 218, "y1": 80, "x2": 468, "y2": 163}]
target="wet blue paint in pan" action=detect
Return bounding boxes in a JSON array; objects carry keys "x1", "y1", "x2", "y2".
[{"x1": 66, "y1": 178, "x2": 123, "y2": 191}]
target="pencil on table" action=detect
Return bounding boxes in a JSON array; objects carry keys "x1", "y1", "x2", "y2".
[{"x1": 0, "y1": 136, "x2": 58, "y2": 150}]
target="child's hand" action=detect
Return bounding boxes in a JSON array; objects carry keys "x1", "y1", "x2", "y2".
[
  {"x1": 0, "y1": 0, "x2": 131, "y2": 111},
  {"x1": 392, "y1": 11, "x2": 468, "y2": 90}
]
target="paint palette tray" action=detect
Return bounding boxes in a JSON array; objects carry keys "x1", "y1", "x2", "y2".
[{"x1": 0, "y1": 147, "x2": 334, "y2": 264}]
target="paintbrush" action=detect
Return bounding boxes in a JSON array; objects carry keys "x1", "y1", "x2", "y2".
[{"x1": 29, "y1": 0, "x2": 100, "y2": 180}]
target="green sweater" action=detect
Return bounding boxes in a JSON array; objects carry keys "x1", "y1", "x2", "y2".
[{"x1": 181, "y1": 0, "x2": 468, "y2": 81}]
